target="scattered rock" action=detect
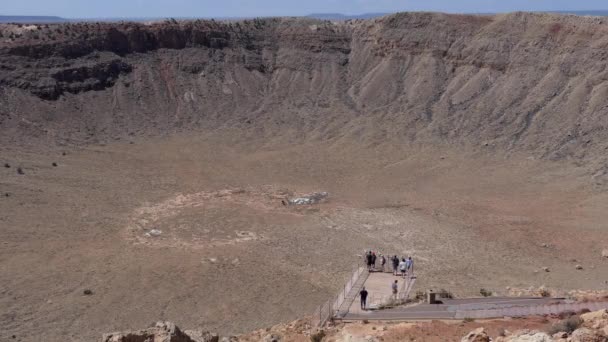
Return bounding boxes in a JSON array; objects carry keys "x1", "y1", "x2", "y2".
[
  {"x1": 570, "y1": 327, "x2": 606, "y2": 342},
  {"x1": 209, "y1": 258, "x2": 218, "y2": 264},
  {"x1": 5, "y1": 193, "x2": 9, "y2": 197},
  {"x1": 4, "y1": 163, "x2": 10, "y2": 168},
  {"x1": 102, "y1": 321, "x2": 214, "y2": 342},
  {"x1": 461, "y1": 327, "x2": 490, "y2": 342},
  {"x1": 52, "y1": 162, "x2": 58, "y2": 167},
  {"x1": 542, "y1": 267, "x2": 550, "y2": 272},
  {"x1": 576, "y1": 265, "x2": 584, "y2": 270},
  {"x1": 17, "y1": 167, "x2": 24, "y2": 175},
  {"x1": 62, "y1": 152, "x2": 67, "y2": 156},
  {"x1": 83, "y1": 289, "x2": 93, "y2": 295}
]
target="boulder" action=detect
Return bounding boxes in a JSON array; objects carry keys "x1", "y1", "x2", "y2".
[
  {"x1": 581, "y1": 309, "x2": 608, "y2": 324},
  {"x1": 552, "y1": 332, "x2": 568, "y2": 339},
  {"x1": 461, "y1": 327, "x2": 490, "y2": 342},
  {"x1": 102, "y1": 322, "x2": 216, "y2": 342},
  {"x1": 501, "y1": 331, "x2": 552, "y2": 342},
  {"x1": 185, "y1": 330, "x2": 220, "y2": 342},
  {"x1": 263, "y1": 334, "x2": 281, "y2": 342},
  {"x1": 220, "y1": 337, "x2": 238, "y2": 342},
  {"x1": 570, "y1": 327, "x2": 608, "y2": 342}
]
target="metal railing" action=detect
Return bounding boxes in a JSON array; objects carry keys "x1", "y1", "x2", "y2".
[
  {"x1": 311, "y1": 264, "x2": 367, "y2": 328},
  {"x1": 347, "y1": 272, "x2": 417, "y2": 314}
]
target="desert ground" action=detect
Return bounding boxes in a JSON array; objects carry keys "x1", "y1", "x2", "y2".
[
  {"x1": 2, "y1": 132, "x2": 607, "y2": 341},
  {"x1": 2, "y1": 11, "x2": 608, "y2": 342}
]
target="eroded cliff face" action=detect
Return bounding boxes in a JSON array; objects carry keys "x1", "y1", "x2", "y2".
[{"x1": 0, "y1": 13, "x2": 607, "y2": 175}]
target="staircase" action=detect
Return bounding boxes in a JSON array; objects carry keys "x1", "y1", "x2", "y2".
[
  {"x1": 335, "y1": 268, "x2": 369, "y2": 317},
  {"x1": 399, "y1": 274, "x2": 417, "y2": 302}
]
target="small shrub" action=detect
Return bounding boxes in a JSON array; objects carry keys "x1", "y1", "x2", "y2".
[
  {"x1": 539, "y1": 288, "x2": 551, "y2": 297},
  {"x1": 480, "y1": 288, "x2": 493, "y2": 297},
  {"x1": 548, "y1": 316, "x2": 581, "y2": 335},
  {"x1": 310, "y1": 329, "x2": 325, "y2": 342},
  {"x1": 17, "y1": 167, "x2": 24, "y2": 175},
  {"x1": 415, "y1": 290, "x2": 425, "y2": 301},
  {"x1": 362, "y1": 319, "x2": 369, "y2": 324},
  {"x1": 83, "y1": 289, "x2": 93, "y2": 295},
  {"x1": 463, "y1": 317, "x2": 475, "y2": 323},
  {"x1": 52, "y1": 162, "x2": 58, "y2": 167},
  {"x1": 557, "y1": 310, "x2": 576, "y2": 319},
  {"x1": 578, "y1": 308, "x2": 591, "y2": 314},
  {"x1": 4, "y1": 163, "x2": 9, "y2": 168}
]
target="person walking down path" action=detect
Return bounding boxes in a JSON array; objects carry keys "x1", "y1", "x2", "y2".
[
  {"x1": 366, "y1": 251, "x2": 373, "y2": 271},
  {"x1": 392, "y1": 280, "x2": 398, "y2": 300},
  {"x1": 405, "y1": 256, "x2": 414, "y2": 276},
  {"x1": 392, "y1": 255, "x2": 399, "y2": 276},
  {"x1": 399, "y1": 258, "x2": 407, "y2": 278},
  {"x1": 360, "y1": 287, "x2": 369, "y2": 310}
]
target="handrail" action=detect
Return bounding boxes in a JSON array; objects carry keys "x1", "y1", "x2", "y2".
[{"x1": 311, "y1": 264, "x2": 367, "y2": 328}]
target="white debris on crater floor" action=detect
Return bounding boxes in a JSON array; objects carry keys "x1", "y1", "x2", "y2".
[
  {"x1": 144, "y1": 229, "x2": 162, "y2": 237},
  {"x1": 288, "y1": 192, "x2": 329, "y2": 205}
]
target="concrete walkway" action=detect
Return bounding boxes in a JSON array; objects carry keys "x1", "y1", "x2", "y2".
[
  {"x1": 345, "y1": 271, "x2": 415, "y2": 315},
  {"x1": 342, "y1": 297, "x2": 608, "y2": 321}
]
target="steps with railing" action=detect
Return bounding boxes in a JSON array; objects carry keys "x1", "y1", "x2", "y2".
[{"x1": 311, "y1": 265, "x2": 369, "y2": 328}]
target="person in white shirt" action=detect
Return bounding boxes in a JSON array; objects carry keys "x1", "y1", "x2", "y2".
[{"x1": 398, "y1": 258, "x2": 407, "y2": 278}]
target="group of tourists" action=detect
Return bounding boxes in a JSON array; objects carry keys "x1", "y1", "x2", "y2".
[
  {"x1": 360, "y1": 251, "x2": 415, "y2": 310},
  {"x1": 364, "y1": 250, "x2": 414, "y2": 278}
]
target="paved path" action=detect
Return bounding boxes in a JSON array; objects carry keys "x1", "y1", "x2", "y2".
[
  {"x1": 344, "y1": 271, "x2": 415, "y2": 315},
  {"x1": 341, "y1": 297, "x2": 608, "y2": 321}
]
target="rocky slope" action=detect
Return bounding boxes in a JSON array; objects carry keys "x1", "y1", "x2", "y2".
[
  {"x1": 101, "y1": 308, "x2": 608, "y2": 342},
  {"x1": 1, "y1": 12, "x2": 608, "y2": 178}
]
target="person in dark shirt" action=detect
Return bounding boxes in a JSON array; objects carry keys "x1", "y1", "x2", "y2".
[
  {"x1": 371, "y1": 252, "x2": 376, "y2": 270},
  {"x1": 360, "y1": 287, "x2": 369, "y2": 310},
  {"x1": 366, "y1": 251, "x2": 373, "y2": 271},
  {"x1": 392, "y1": 255, "x2": 399, "y2": 275}
]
